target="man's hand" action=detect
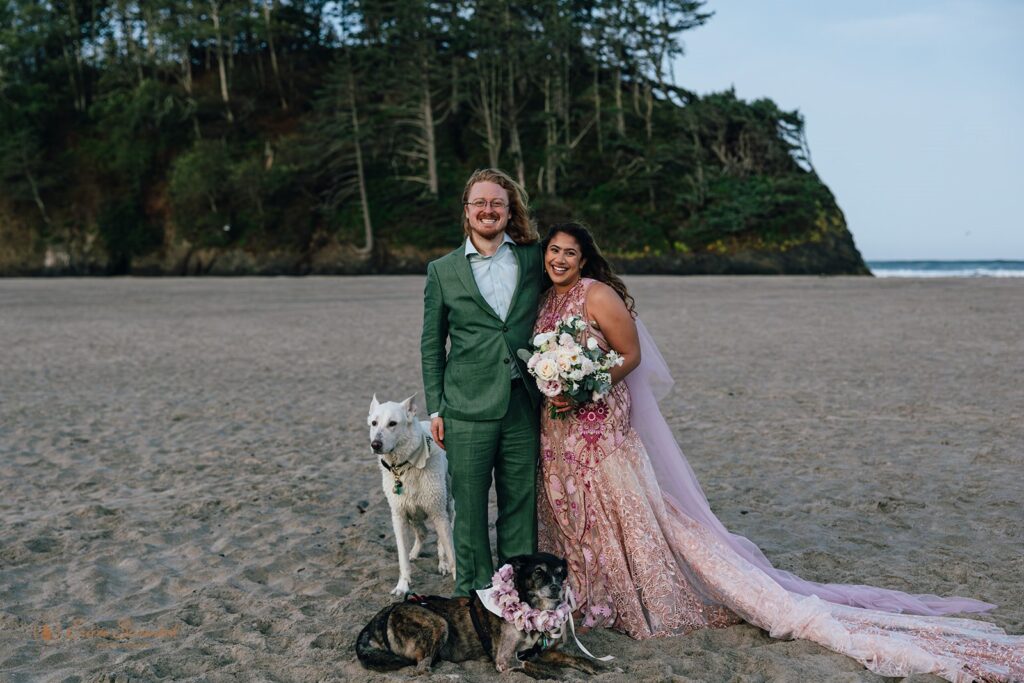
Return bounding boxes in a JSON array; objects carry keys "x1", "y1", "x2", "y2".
[{"x1": 431, "y1": 416, "x2": 445, "y2": 450}]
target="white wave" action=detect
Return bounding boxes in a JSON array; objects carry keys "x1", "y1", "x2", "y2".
[{"x1": 871, "y1": 268, "x2": 1024, "y2": 278}]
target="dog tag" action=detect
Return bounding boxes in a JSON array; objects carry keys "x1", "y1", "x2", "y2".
[{"x1": 393, "y1": 481, "x2": 404, "y2": 495}]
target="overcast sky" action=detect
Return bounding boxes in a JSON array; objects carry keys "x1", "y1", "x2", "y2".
[{"x1": 673, "y1": 0, "x2": 1024, "y2": 260}]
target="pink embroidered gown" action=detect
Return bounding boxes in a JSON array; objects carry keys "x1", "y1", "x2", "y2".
[{"x1": 535, "y1": 278, "x2": 1022, "y2": 682}]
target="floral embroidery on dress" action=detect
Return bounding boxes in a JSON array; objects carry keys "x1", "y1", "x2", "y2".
[{"x1": 535, "y1": 278, "x2": 739, "y2": 636}]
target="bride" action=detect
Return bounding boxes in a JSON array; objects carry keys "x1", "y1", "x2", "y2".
[{"x1": 533, "y1": 221, "x2": 1022, "y2": 682}]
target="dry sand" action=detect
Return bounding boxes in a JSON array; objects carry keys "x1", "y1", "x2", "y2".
[{"x1": 1, "y1": 276, "x2": 1021, "y2": 683}]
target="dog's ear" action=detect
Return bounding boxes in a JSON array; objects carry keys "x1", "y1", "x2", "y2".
[
  {"x1": 369, "y1": 394, "x2": 380, "y2": 413},
  {"x1": 401, "y1": 394, "x2": 417, "y2": 417}
]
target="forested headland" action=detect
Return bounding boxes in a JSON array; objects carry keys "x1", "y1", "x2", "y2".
[{"x1": 0, "y1": 0, "x2": 869, "y2": 276}]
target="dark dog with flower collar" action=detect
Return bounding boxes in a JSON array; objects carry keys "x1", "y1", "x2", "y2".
[{"x1": 355, "y1": 552, "x2": 604, "y2": 677}]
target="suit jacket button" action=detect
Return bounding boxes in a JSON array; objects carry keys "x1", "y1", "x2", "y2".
[
  {"x1": 503, "y1": 357, "x2": 510, "y2": 364},
  {"x1": 502, "y1": 325, "x2": 509, "y2": 332}
]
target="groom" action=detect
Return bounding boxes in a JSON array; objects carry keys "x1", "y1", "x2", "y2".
[{"x1": 420, "y1": 168, "x2": 543, "y2": 596}]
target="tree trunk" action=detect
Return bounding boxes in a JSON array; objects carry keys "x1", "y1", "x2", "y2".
[
  {"x1": 60, "y1": 44, "x2": 81, "y2": 111},
  {"x1": 475, "y1": 60, "x2": 501, "y2": 168},
  {"x1": 506, "y1": 63, "x2": 525, "y2": 188},
  {"x1": 120, "y1": 3, "x2": 144, "y2": 84},
  {"x1": 691, "y1": 124, "x2": 706, "y2": 205},
  {"x1": 65, "y1": 0, "x2": 87, "y2": 110},
  {"x1": 422, "y1": 78, "x2": 438, "y2": 196},
  {"x1": 347, "y1": 69, "x2": 373, "y2": 255},
  {"x1": 645, "y1": 84, "x2": 655, "y2": 212},
  {"x1": 563, "y1": 50, "x2": 572, "y2": 147},
  {"x1": 544, "y1": 77, "x2": 557, "y2": 196},
  {"x1": 614, "y1": 66, "x2": 625, "y2": 136},
  {"x1": 503, "y1": 5, "x2": 525, "y2": 186},
  {"x1": 593, "y1": 65, "x2": 602, "y2": 154},
  {"x1": 644, "y1": 82, "x2": 653, "y2": 142},
  {"x1": 18, "y1": 145, "x2": 51, "y2": 227},
  {"x1": 263, "y1": 0, "x2": 288, "y2": 110},
  {"x1": 180, "y1": 41, "x2": 202, "y2": 139},
  {"x1": 210, "y1": 1, "x2": 234, "y2": 123},
  {"x1": 449, "y1": 2, "x2": 460, "y2": 114},
  {"x1": 143, "y1": 4, "x2": 157, "y2": 60}
]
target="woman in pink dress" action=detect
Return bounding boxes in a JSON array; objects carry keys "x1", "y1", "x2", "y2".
[{"x1": 534, "y1": 222, "x2": 1022, "y2": 682}]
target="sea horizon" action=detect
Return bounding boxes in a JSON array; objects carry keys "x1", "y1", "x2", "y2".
[{"x1": 867, "y1": 260, "x2": 1024, "y2": 278}]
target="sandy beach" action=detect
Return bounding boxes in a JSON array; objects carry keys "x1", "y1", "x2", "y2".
[{"x1": 1, "y1": 275, "x2": 1021, "y2": 682}]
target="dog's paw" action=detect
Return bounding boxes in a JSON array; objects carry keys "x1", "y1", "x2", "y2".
[
  {"x1": 495, "y1": 657, "x2": 525, "y2": 673},
  {"x1": 390, "y1": 579, "x2": 410, "y2": 597},
  {"x1": 437, "y1": 559, "x2": 450, "y2": 576}
]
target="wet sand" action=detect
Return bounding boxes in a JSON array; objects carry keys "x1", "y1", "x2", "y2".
[{"x1": 1, "y1": 276, "x2": 1021, "y2": 682}]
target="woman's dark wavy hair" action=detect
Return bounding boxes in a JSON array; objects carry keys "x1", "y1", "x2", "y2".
[{"x1": 541, "y1": 221, "x2": 636, "y2": 316}]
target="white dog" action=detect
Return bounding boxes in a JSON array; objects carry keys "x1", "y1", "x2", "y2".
[{"x1": 368, "y1": 395, "x2": 456, "y2": 596}]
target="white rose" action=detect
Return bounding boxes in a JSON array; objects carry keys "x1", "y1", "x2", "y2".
[
  {"x1": 579, "y1": 357, "x2": 595, "y2": 375},
  {"x1": 586, "y1": 337, "x2": 599, "y2": 351},
  {"x1": 533, "y1": 332, "x2": 555, "y2": 348},
  {"x1": 534, "y1": 357, "x2": 560, "y2": 381},
  {"x1": 556, "y1": 349, "x2": 574, "y2": 373},
  {"x1": 558, "y1": 332, "x2": 575, "y2": 348},
  {"x1": 569, "y1": 369, "x2": 584, "y2": 381},
  {"x1": 527, "y1": 353, "x2": 540, "y2": 370},
  {"x1": 574, "y1": 319, "x2": 587, "y2": 331}
]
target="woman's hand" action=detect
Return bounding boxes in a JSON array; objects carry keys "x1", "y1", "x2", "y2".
[{"x1": 549, "y1": 394, "x2": 575, "y2": 414}]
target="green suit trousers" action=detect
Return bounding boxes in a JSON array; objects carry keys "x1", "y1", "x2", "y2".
[{"x1": 444, "y1": 380, "x2": 538, "y2": 595}]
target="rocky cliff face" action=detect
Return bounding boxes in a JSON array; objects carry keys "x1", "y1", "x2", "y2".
[
  {"x1": 0, "y1": 208, "x2": 869, "y2": 277},
  {"x1": 2, "y1": 230, "x2": 867, "y2": 277}
]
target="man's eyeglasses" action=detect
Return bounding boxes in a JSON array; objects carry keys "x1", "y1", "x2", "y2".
[{"x1": 465, "y1": 199, "x2": 508, "y2": 210}]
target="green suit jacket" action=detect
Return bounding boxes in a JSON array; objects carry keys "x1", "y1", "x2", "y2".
[{"x1": 421, "y1": 241, "x2": 542, "y2": 421}]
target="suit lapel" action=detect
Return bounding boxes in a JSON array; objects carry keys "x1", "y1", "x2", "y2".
[
  {"x1": 452, "y1": 247, "x2": 501, "y2": 320},
  {"x1": 506, "y1": 243, "x2": 527, "y2": 320}
]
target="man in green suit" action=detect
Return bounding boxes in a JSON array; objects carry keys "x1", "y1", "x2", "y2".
[{"x1": 421, "y1": 168, "x2": 543, "y2": 596}]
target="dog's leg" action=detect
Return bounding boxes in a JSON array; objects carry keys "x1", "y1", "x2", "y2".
[
  {"x1": 384, "y1": 604, "x2": 449, "y2": 675},
  {"x1": 523, "y1": 649, "x2": 604, "y2": 676},
  {"x1": 391, "y1": 513, "x2": 413, "y2": 596},
  {"x1": 409, "y1": 519, "x2": 427, "y2": 561},
  {"x1": 432, "y1": 514, "x2": 456, "y2": 577},
  {"x1": 492, "y1": 625, "x2": 528, "y2": 673}
]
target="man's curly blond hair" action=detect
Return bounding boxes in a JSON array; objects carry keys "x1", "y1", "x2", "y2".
[{"x1": 461, "y1": 168, "x2": 538, "y2": 245}]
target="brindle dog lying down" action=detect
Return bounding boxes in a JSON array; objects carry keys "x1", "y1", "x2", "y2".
[{"x1": 356, "y1": 552, "x2": 603, "y2": 677}]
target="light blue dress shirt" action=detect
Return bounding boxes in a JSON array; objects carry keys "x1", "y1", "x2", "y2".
[{"x1": 465, "y1": 233, "x2": 520, "y2": 379}]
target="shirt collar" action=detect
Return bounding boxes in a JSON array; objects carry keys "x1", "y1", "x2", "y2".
[{"x1": 465, "y1": 232, "x2": 515, "y2": 257}]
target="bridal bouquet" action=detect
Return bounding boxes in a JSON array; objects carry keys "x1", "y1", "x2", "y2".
[{"x1": 518, "y1": 315, "x2": 624, "y2": 419}]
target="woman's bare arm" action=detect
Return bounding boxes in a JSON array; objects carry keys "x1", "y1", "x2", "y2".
[{"x1": 586, "y1": 282, "x2": 640, "y2": 384}]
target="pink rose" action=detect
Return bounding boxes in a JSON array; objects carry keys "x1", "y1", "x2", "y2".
[{"x1": 538, "y1": 379, "x2": 563, "y2": 397}]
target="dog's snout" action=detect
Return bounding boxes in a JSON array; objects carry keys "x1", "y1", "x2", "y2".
[{"x1": 371, "y1": 439, "x2": 383, "y2": 452}]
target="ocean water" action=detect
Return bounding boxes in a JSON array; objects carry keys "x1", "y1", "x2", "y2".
[{"x1": 867, "y1": 260, "x2": 1024, "y2": 278}]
